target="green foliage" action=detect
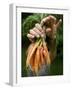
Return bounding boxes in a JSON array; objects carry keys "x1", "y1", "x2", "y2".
[
  {"x1": 22, "y1": 14, "x2": 42, "y2": 35},
  {"x1": 22, "y1": 13, "x2": 53, "y2": 36}
]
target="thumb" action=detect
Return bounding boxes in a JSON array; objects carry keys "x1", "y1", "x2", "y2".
[{"x1": 56, "y1": 19, "x2": 62, "y2": 29}]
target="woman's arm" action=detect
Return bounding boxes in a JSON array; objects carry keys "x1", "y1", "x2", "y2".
[{"x1": 49, "y1": 38, "x2": 57, "y2": 61}]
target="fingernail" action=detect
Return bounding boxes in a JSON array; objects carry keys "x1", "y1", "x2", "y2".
[
  {"x1": 59, "y1": 19, "x2": 62, "y2": 22},
  {"x1": 41, "y1": 34, "x2": 44, "y2": 38},
  {"x1": 32, "y1": 35, "x2": 35, "y2": 38},
  {"x1": 27, "y1": 34, "x2": 29, "y2": 37},
  {"x1": 36, "y1": 35, "x2": 40, "y2": 38}
]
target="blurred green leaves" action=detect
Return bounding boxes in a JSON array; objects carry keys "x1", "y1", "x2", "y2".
[{"x1": 22, "y1": 13, "x2": 42, "y2": 36}]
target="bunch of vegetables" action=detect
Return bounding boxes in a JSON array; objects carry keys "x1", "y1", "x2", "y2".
[{"x1": 26, "y1": 22, "x2": 51, "y2": 75}]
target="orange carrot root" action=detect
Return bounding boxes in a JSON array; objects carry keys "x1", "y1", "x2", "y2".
[{"x1": 26, "y1": 39, "x2": 51, "y2": 74}]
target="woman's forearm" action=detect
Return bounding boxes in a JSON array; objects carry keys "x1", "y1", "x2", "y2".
[{"x1": 49, "y1": 39, "x2": 57, "y2": 62}]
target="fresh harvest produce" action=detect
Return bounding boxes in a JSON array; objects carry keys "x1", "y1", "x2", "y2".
[
  {"x1": 26, "y1": 31, "x2": 51, "y2": 75},
  {"x1": 26, "y1": 15, "x2": 60, "y2": 75}
]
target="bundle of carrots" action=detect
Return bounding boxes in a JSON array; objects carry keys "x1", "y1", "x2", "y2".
[
  {"x1": 26, "y1": 23, "x2": 51, "y2": 75},
  {"x1": 26, "y1": 38, "x2": 51, "y2": 75}
]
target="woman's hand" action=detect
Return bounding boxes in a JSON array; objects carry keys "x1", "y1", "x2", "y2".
[
  {"x1": 27, "y1": 15, "x2": 62, "y2": 42},
  {"x1": 27, "y1": 23, "x2": 46, "y2": 42},
  {"x1": 41, "y1": 15, "x2": 62, "y2": 39}
]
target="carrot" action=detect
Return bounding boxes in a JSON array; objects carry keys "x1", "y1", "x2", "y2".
[
  {"x1": 40, "y1": 47, "x2": 45, "y2": 65},
  {"x1": 42, "y1": 40, "x2": 48, "y2": 52},
  {"x1": 46, "y1": 49, "x2": 51, "y2": 64},
  {"x1": 43, "y1": 49, "x2": 51, "y2": 64},
  {"x1": 26, "y1": 39, "x2": 41, "y2": 68},
  {"x1": 26, "y1": 43, "x2": 35, "y2": 55},
  {"x1": 34, "y1": 46, "x2": 40, "y2": 75},
  {"x1": 42, "y1": 40, "x2": 51, "y2": 64},
  {"x1": 29, "y1": 52, "x2": 35, "y2": 72},
  {"x1": 38, "y1": 42, "x2": 43, "y2": 68},
  {"x1": 26, "y1": 43, "x2": 35, "y2": 68}
]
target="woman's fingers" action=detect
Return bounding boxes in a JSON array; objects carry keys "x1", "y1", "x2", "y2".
[
  {"x1": 29, "y1": 38, "x2": 34, "y2": 42},
  {"x1": 33, "y1": 27, "x2": 42, "y2": 36},
  {"x1": 30, "y1": 29, "x2": 39, "y2": 38},
  {"x1": 27, "y1": 33, "x2": 35, "y2": 39},
  {"x1": 35, "y1": 23, "x2": 45, "y2": 38},
  {"x1": 27, "y1": 34, "x2": 35, "y2": 42},
  {"x1": 46, "y1": 28, "x2": 52, "y2": 37},
  {"x1": 46, "y1": 28, "x2": 51, "y2": 33},
  {"x1": 41, "y1": 16, "x2": 51, "y2": 26},
  {"x1": 49, "y1": 15, "x2": 56, "y2": 24},
  {"x1": 35, "y1": 23, "x2": 44, "y2": 33},
  {"x1": 56, "y1": 19, "x2": 62, "y2": 29},
  {"x1": 41, "y1": 15, "x2": 56, "y2": 26},
  {"x1": 41, "y1": 16, "x2": 52, "y2": 25},
  {"x1": 27, "y1": 24, "x2": 45, "y2": 41}
]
